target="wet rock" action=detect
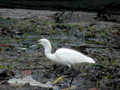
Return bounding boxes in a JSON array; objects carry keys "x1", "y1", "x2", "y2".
[
  {"x1": 0, "y1": 10, "x2": 120, "y2": 90},
  {"x1": 0, "y1": 69, "x2": 14, "y2": 84}
]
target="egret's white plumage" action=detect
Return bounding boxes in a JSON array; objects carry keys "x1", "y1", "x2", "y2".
[{"x1": 38, "y1": 39, "x2": 95, "y2": 67}]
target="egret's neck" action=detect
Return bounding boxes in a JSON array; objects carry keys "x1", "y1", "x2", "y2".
[
  {"x1": 43, "y1": 42, "x2": 55, "y2": 60},
  {"x1": 44, "y1": 43, "x2": 52, "y2": 54}
]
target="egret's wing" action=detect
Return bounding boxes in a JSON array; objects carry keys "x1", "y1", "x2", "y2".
[
  {"x1": 55, "y1": 48, "x2": 95, "y2": 64},
  {"x1": 55, "y1": 48, "x2": 81, "y2": 64}
]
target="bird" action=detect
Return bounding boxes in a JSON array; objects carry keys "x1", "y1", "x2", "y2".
[
  {"x1": 38, "y1": 38, "x2": 95, "y2": 68},
  {"x1": 38, "y1": 38, "x2": 95, "y2": 86}
]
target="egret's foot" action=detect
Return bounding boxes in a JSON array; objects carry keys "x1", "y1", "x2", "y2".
[{"x1": 53, "y1": 76, "x2": 64, "y2": 85}]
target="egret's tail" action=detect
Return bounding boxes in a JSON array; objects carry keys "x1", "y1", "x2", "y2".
[
  {"x1": 91, "y1": 60, "x2": 95, "y2": 63},
  {"x1": 88, "y1": 58, "x2": 95, "y2": 63}
]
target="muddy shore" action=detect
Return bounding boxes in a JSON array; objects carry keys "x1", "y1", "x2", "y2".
[{"x1": 0, "y1": 9, "x2": 120, "y2": 90}]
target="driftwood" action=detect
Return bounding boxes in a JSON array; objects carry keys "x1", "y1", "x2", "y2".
[{"x1": 8, "y1": 75, "x2": 57, "y2": 89}]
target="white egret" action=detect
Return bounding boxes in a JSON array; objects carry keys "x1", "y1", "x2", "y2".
[
  {"x1": 38, "y1": 38, "x2": 95, "y2": 68},
  {"x1": 38, "y1": 38, "x2": 95, "y2": 85}
]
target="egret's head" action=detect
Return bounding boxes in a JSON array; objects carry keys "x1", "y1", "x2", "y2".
[{"x1": 38, "y1": 38, "x2": 50, "y2": 47}]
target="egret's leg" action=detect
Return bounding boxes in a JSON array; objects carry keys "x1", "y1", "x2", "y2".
[
  {"x1": 52, "y1": 64, "x2": 57, "y2": 70},
  {"x1": 69, "y1": 67, "x2": 74, "y2": 86},
  {"x1": 69, "y1": 67, "x2": 79, "y2": 87}
]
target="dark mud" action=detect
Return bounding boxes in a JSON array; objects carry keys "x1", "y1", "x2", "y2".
[{"x1": 0, "y1": 10, "x2": 120, "y2": 90}]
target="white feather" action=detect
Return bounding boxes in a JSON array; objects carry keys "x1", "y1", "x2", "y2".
[{"x1": 38, "y1": 39, "x2": 95, "y2": 67}]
